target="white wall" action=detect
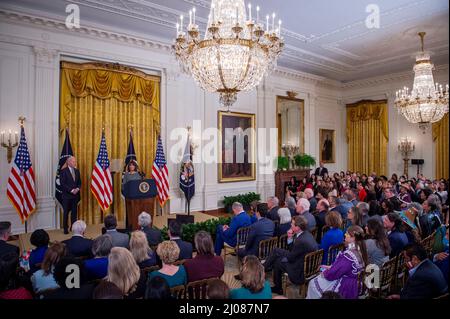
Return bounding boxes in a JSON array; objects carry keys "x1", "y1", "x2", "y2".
[{"x1": 0, "y1": 8, "x2": 344, "y2": 234}]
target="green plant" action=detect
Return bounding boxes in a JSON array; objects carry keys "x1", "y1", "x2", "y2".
[
  {"x1": 277, "y1": 156, "x2": 289, "y2": 170},
  {"x1": 294, "y1": 153, "x2": 316, "y2": 168},
  {"x1": 223, "y1": 192, "x2": 261, "y2": 207}
]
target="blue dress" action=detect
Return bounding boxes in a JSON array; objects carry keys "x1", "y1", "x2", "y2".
[
  {"x1": 149, "y1": 265, "x2": 187, "y2": 288},
  {"x1": 230, "y1": 281, "x2": 272, "y2": 299},
  {"x1": 84, "y1": 257, "x2": 109, "y2": 281},
  {"x1": 29, "y1": 246, "x2": 48, "y2": 273},
  {"x1": 320, "y1": 228, "x2": 344, "y2": 264}
]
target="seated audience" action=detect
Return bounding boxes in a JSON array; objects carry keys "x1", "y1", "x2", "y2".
[
  {"x1": 307, "y1": 225, "x2": 368, "y2": 299},
  {"x1": 263, "y1": 216, "x2": 318, "y2": 295},
  {"x1": 335, "y1": 195, "x2": 353, "y2": 220},
  {"x1": 62, "y1": 220, "x2": 93, "y2": 258},
  {"x1": 296, "y1": 198, "x2": 316, "y2": 232},
  {"x1": 388, "y1": 244, "x2": 448, "y2": 299},
  {"x1": 43, "y1": 257, "x2": 95, "y2": 299},
  {"x1": 304, "y1": 188, "x2": 317, "y2": 213},
  {"x1": 103, "y1": 215, "x2": 129, "y2": 248},
  {"x1": 357, "y1": 182, "x2": 367, "y2": 202},
  {"x1": 0, "y1": 252, "x2": 32, "y2": 299},
  {"x1": 383, "y1": 213, "x2": 409, "y2": 258},
  {"x1": 149, "y1": 241, "x2": 187, "y2": 288},
  {"x1": 169, "y1": 221, "x2": 193, "y2": 260},
  {"x1": 238, "y1": 203, "x2": 275, "y2": 258},
  {"x1": 230, "y1": 256, "x2": 271, "y2": 299},
  {"x1": 0, "y1": 221, "x2": 19, "y2": 258},
  {"x1": 434, "y1": 250, "x2": 449, "y2": 285},
  {"x1": 214, "y1": 202, "x2": 251, "y2": 256},
  {"x1": 29, "y1": 229, "x2": 50, "y2": 273},
  {"x1": 277, "y1": 207, "x2": 292, "y2": 236},
  {"x1": 285, "y1": 197, "x2": 297, "y2": 218},
  {"x1": 184, "y1": 231, "x2": 224, "y2": 282},
  {"x1": 345, "y1": 206, "x2": 365, "y2": 231},
  {"x1": 356, "y1": 202, "x2": 371, "y2": 227},
  {"x1": 31, "y1": 242, "x2": 66, "y2": 293},
  {"x1": 93, "y1": 280, "x2": 123, "y2": 299},
  {"x1": 84, "y1": 234, "x2": 113, "y2": 281},
  {"x1": 420, "y1": 195, "x2": 443, "y2": 239},
  {"x1": 138, "y1": 212, "x2": 162, "y2": 247},
  {"x1": 145, "y1": 276, "x2": 172, "y2": 299},
  {"x1": 315, "y1": 199, "x2": 330, "y2": 243},
  {"x1": 266, "y1": 196, "x2": 280, "y2": 222},
  {"x1": 364, "y1": 219, "x2": 391, "y2": 267},
  {"x1": 320, "y1": 211, "x2": 345, "y2": 264},
  {"x1": 129, "y1": 231, "x2": 157, "y2": 268},
  {"x1": 207, "y1": 278, "x2": 230, "y2": 299},
  {"x1": 106, "y1": 247, "x2": 146, "y2": 299}
]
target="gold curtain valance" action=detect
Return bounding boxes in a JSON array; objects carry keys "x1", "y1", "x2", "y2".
[
  {"x1": 61, "y1": 61, "x2": 160, "y2": 106},
  {"x1": 346, "y1": 100, "x2": 388, "y2": 142}
]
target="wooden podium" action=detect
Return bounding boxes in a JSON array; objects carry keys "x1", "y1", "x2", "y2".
[
  {"x1": 122, "y1": 179, "x2": 157, "y2": 231},
  {"x1": 275, "y1": 169, "x2": 311, "y2": 204}
]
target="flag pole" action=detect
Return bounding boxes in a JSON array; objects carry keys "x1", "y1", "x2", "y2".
[{"x1": 18, "y1": 116, "x2": 29, "y2": 233}]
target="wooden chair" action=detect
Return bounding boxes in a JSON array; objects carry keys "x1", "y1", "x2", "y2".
[
  {"x1": 142, "y1": 265, "x2": 160, "y2": 277},
  {"x1": 357, "y1": 271, "x2": 369, "y2": 299},
  {"x1": 278, "y1": 233, "x2": 288, "y2": 250},
  {"x1": 282, "y1": 249, "x2": 324, "y2": 298},
  {"x1": 223, "y1": 226, "x2": 251, "y2": 265},
  {"x1": 327, "y1": 243, "x2": 345, "y2": 265},
  {"x1": 170, "y1": 285, "x2": 186, "y2": 299},
  {"x1": 420, "y1": 231, "x2": 436, "y2": 257},
  {"x1": 186, "y1": 278, "x2": 217, "y2": 299},
  {"x1": 368, "y1": 256, "x2": 397, "y2": 299},
  {"x1": 393, "y1": 250, "x2": 407, "y2": 292},
  {"x1": 258, "y1": 237, "x2": 278, "y2": 264}
]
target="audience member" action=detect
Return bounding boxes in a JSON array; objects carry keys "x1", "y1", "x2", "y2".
[
  {"x1": 31, "y1": 242, "x2": 66, "y2": 293},
  {"x1": 296, "y1": 198, "x2": 316, "y2": 232},
  {"x1": 277, "y1": 207, "x2": 292, "y2": 236},
  {"x1": 149, "y1": 241, "x2": 187, "y2": 288},
  {"x1": 0, "y1": 222, "x2": 19, "y2": 258},
  {"x1": 0, "y1": 252, "x2": 32, "y2": 299},
  {"x1": 315, "y1": 199, "x2": 329, "y2": 243},
  {"x1": 145, "y1": 276, "x2": 172, "y2": 299},
  {"x1": 29, "y1": 229, "x2": 50, "y2": 273},
  {"x1": 320, "y1": 211, "x2": 344, "y2": 265},
  {"x1": 207, "y1": 278, "x2": 230, "y2": 299},
  {"x1": 129, "y1": 231, "x2": 157, "y2": 268},
  {"x1": 383, "y1": 213, "x2": 409, "y2": 258},
  {"x1": 266, "y1": 196, "x2": 280, "y2": 222},
  {"x1": 346, "y1": 206, "x2": 365, "y2": 231},
  {"x1": 364, "y1": 219, "x2": 391, "y2": 267},
  {"x1": 420, "y1": 195, "x2": 443, "y2": 238},
  {"x1": 93, "y1": 280, "x2": 123, "y2": 299},
  {"x1": 304, "y1": 188, "x2": 317, "y2": 213},
  {"x1": 84, "y1": 234, "x2": 113, "y2": 281},
  {"x1": 62, "y1": 220, "x2": 93, "y2": 258},
  {"x1": 184, "y1": 231, "x2": 224, "y2": 282},
  {"x1": 169, "y1": 221, "x2": 193, "y2": 260},
  {"x1": 285, "y1": 197, "x2": 297, "y2": 217},
  {"x1": 138, "y1": 212, "x2": 162, "y2": 247},
  {"x1": 230, "y1": 256, "x2": 271, "y2": 299},
  {"x1": 103, "y1": 215, "x2": 129, "y2": 248}
]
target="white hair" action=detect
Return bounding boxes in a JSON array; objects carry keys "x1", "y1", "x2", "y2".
[
  {"x1": 138, "y1": 212, "x2": 152, "y2": 227},
  {"x1": 298, "y1": 198, "x2": 310, "y2": 213},
  {"x1": 232, "y1": 202, "x2": 243, "y2": 210},
  {"x1": 278, "y1": 208, "x2": 292, "y2": 224},
  {"x1": 304, "y1": 188, "x2": 314, "y2": 199},
  {"x1": 72, "y1": 220, "x2": 87, "y2": 235},
  {"x1": 268, "y1": 196, "x2": 279, "y2": 206}
]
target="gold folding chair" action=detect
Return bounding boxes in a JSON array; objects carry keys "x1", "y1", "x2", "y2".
[
  {"x1": 420, "y1": 231, "x2": 436, "y2": 257},
  {"x1": 258, "y1": 237, "x2": 278, "y2": 265},
  {"x1": 186, "y1": 278, "x2": 217, "y2": 299},
  {"x1": 223, "y1": 226, "x2": 251, "y2": 266},
  {"x1": 327, "y1": 243, "x2": 345, "y2": 265},
  {"x1": 170, "y1": 285, "x2": 186, "y2": 299},
  {"x1": 369, "y1": 256, "x2": 397, "y2": 299},
  {"x1": 278, "y1": 233, "x2": 288, "y2": 250}
]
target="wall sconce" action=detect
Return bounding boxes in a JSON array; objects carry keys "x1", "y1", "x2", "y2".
[
  {"x1": 398, "y1": 137, "x2": 415, "y2": 177},
  {"x1": 1, "y1": 129, "x2": 19, "y2": 163}
]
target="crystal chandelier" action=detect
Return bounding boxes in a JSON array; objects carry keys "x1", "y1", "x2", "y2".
[
  {"x1": 394, "y1": 32, "x2": 449, "y2": 131},
  {"x1": 173, "y1": 0, "x2": 284, "y2": 110}
]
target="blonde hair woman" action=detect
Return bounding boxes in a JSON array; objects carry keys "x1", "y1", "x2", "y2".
[
  {"x1": 129, "y1": 231, "x2": 157, "y2": 268},
  {"x1": 148, "y1": 240, "x2": 187, "y2": 288},
  {"x1": 230, "y1": 255, "x2": 271, "y2": 299},
  {"x1": 106, "y1": 247, "x2": 146, "y2": 299}
]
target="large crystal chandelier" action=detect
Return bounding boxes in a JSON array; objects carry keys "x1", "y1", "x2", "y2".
[
  {"x1": 394, "y1": 32, "x2": 449, "y2": 131},
  {"x1": 173, "y1": 0, "x2": 284, "y2": 110}
]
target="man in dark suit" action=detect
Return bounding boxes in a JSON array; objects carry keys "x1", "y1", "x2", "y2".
[
  {"x1": 263, "y1": 215, "x2": 318, "y2": 295},
  {"x1": 169, "y1": 220, "x2": 193, "y2": 260},
  {"x1": 103, "y1": 215, "x2": 129, "y2": 249},
  {"x1": 59, "y1": 156, "x2": 81, "y2": 234},
  {"x1": 238, "y1": 203, "x2": 275, "y2": 258},
  {"x1": 138, "y1": 211, "x2": 162, "y2": 247},
  {"x1": 62, "y1": 220, "x2": 93, "y2": 258},
  {"x1": 0, "y1": 221, "x2": 19, "y2": 258},
  {"x1": 266, "y1": 196, "x2": 280, "y2": 222},
  {"x1": 314, "y1": 161, "x2": 328, "y2": 177},
  {"x1": 388, "y1": 244, "x2": 448, "y2": 299}
]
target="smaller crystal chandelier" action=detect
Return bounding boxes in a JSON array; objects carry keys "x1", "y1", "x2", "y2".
[{"x1": 394, "y1": 32, "x2": 449, "y2": 132}]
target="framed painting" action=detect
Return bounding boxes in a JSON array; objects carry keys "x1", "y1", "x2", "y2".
[
  {"x1": 218, "y1": 111, "x2": 256, "y2": 182},
  {"x1": 319, "y1": 129, "x2": 336, "y2": 163}
]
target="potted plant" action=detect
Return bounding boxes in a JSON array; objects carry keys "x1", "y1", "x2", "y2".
[
  {"x1": 222, "y1": 192, "x2": 261, "y2": 213},
  {"x1": 294, "y1": 153, "x2": 317, "y2": 169},
  {"x1": 277, "y1": 156, "x2": 289, "y2": 171}
]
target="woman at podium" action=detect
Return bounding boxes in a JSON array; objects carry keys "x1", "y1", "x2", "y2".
[{"x1": 122, "y1": 160, "x2": 143, "y2": 187}]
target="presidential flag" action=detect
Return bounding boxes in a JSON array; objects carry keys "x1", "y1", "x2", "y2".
[
  {"x1": 55, "y1": 128, "x2": 74, "y2": 206},
  {"x1": 7, "y1": 126, "x2": 36, "y2": 223},
  {"x1": 151, "y1": 136, "x2": 169, "y2": 206},
  {"x1": 124, "y1": 129, "x2": 137, "y2": 168},
  {"x1": 179, "y1": 134, "x2": 195, "y2": 202},
  {"x1": 91, "y1": 131, "x2": 113, "y2": 211}
]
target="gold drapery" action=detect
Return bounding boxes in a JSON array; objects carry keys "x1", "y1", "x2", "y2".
[
  {"x1": 432, "y1": 113, "x2": 449, "y2": 179},
  {"x1": 346, "y1": 100, "x2": 388, "y2": 176},
  {"x1": 60, "y1": 62, "x2": 160, "y2": 225}
]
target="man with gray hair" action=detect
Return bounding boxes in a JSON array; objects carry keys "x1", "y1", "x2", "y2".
[
  {"x1": 138, "y1": 211, "x2": 162, "y2": 246},
  {"x1": 286, "y1": 197, "x2": 297, "y2": 217},
  {"x1": 267, "y1": 196, "x2": 280, "y2": 222},
  {"x1": 63, "y1": 220, "x2": 93, "y2": 258},
  {"x1": 356, "y1": 202, "x2": 372, "y2": 227},
  {"x1": 304, "y1": 188, "x2": 317, "y2": 213},
  {"x1": 296, "y1": 198, "x2": 316, "y2": 232},
  {"x1": 214, "y1": 202, "x2": 251, "y2": 256}
]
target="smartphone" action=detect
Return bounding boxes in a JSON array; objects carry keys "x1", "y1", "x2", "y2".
[{"x1": 320, "y1": 266, "x2": 326, "y2": 272}]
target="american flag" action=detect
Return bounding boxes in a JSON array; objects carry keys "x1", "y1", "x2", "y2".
[
  {"x1": 7, "y1": 126, "x2": 36, "y2": 223},
  {"x1": 151, "y1": 136, "x2": 169, "y2": 206},
  {"x1": 91, "y1": 132, "x2": 113, "y2": 211}
]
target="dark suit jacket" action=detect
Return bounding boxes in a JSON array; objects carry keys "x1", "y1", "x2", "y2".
[
  {"x1": 315, "y1": 167, "x2": 328, "y2": 177},
  {"x1": 141, "y1": 226, "x2": 162, "y2": 246},
  {"x1": 62, "y1": 236, "x2": 93, "y2": 258},
  {"x1": 241, "y1": 218, "x2": 275, "y2": 257},
  {"x1": 0, "y1": 240, "x2": 19, "y2": 258},
  {"x1": 401, "y1": 259, "x2": 448, "y2": 299},
  {"x1": 60, "y1": 167, "x2": 82, "y2": 201},
  {"x1": 267, "y1": 206, "x2": 280, "y2": 222},
  {"x1": 285, "y1": 231, "x2": 318, "y2": 285},
  {"x1": 173, "y1": 238, "x2": 193, "y2": 260}
]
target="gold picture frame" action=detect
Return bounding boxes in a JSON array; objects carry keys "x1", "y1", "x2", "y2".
[
  {"x1": 218, "y1": 111, "x2": 256, "y2": 183},
  {"x1": 319, "y1": 129, "x2": 336, "y2": 163},
  {"x1": 276, "y1": 95, "x2": 305, "y2": 156}
]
